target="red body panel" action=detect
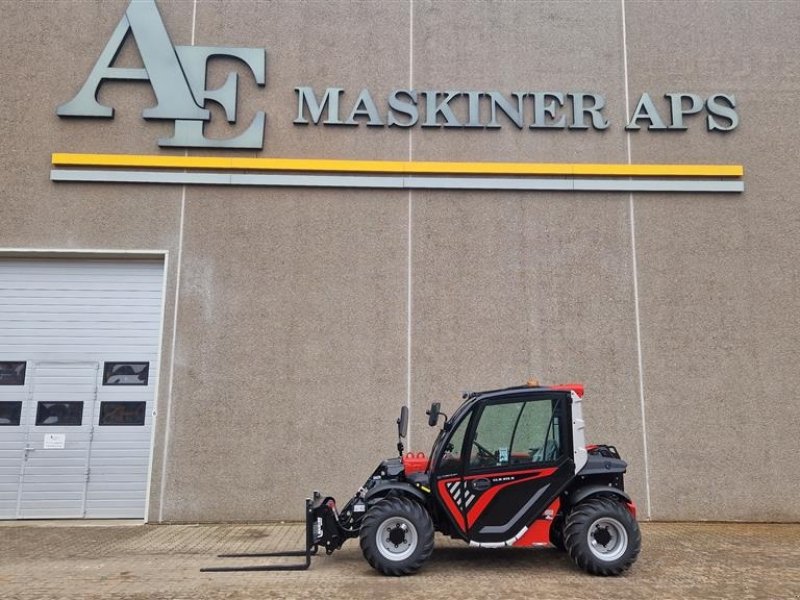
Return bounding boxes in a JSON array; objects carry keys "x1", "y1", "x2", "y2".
[
  {"x1": 549, "y1": 383, "x2": 584, "y2": 397},
  {"x1": 402, "y1": 452, "x2": 428, "y2": 475}
]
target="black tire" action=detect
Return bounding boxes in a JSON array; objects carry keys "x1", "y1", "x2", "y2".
[
  {"x1": 549, "y1": 515, "x2": 566, "y2": 551},
  {"x1": 564, "y1": 497, "x2": 641, "y2": 576},
  {"x1": 359, "y1": 496, "x2": 435, "y2": 576}
]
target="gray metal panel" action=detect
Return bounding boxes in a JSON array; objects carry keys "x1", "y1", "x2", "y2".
[
  {"x1": 49, "y1": 169, "x2": 744, "y2": 193},
  {"x1": 0, "y1": 258, "x2": 164, "y2": 519}
]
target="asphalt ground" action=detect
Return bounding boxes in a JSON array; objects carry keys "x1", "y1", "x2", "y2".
[{"x1": 0, "y1": 521, "x2": 798, "y2": 600}]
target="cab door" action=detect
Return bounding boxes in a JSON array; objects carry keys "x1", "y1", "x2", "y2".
[{"x1": 462, "y1": 391, "x2": 573, "y2": 546}]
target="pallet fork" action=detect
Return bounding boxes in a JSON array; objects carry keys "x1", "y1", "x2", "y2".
[{"x1": 201, "y1": 497, "x2": 318, "y2": 572}]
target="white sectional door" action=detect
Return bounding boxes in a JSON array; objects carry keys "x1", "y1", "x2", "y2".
[{"x1": 0, "y1": 258, "x2": 164, "y2": 519}]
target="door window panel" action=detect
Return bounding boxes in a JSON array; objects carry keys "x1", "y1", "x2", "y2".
[
  {"x1": 0, "y1": 362, "x2": 26, "y2": 385},
  {"x1": 99, "y1": 402, "x2": 146, "y2": 426},
  {"x1": 35, "y1": 402, "x2": 83, "y2": 426},
  {"x1": 437, "y1": 416, "x2": 470, "y2": 473},
  {"x1": 103, "y1": 362, "x2": 149, "y2": 386},
  {"x1": 469, "y1": 398, "x2": 561, "y2": 469},
  {"x1": 0, "y1": 401, "x2": 22, "y2": 425},
  {"x1": 512, "y1": 400, "x2": 561, "y2": 463}
]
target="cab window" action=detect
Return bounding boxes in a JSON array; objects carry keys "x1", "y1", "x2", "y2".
[
  {"x1": 436, "y1": 415, "x2": 470, "y2": 474},
  {"x1": 469, "y1": 397, "x2": 562, "y2": 470}
]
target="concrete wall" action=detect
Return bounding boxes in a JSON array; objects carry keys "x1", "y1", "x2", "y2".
[{"x1": 1, "y1": 0, "x2": 798, "y2": 522}]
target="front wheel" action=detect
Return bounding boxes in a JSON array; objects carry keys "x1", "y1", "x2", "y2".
[
  {"x1": 564, "y1": 497, "x2": 641, "y2": 576},
  {"x1": 359, "y1": 496, "x2": 434, "y2": 576}
]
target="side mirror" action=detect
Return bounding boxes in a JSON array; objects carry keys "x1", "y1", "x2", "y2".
[
  {"x1": 426, "y1": 402, "x2": 441, "y2": 427},
  {"x1": 397, "y1": 405, "x2": 408, "y2": 439}
]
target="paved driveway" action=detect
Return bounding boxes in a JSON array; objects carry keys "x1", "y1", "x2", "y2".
[{"x1": 1, "y1": 522, "x2": 798, "y2": 599}]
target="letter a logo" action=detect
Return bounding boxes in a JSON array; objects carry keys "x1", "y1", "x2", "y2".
[{"x1": 58, "y1": 0, "x2": 266, "y2": 149}]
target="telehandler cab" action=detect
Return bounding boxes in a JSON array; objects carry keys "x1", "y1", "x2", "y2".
[{"x1": 203, "y1": 381, "x2": 640, "y2": 576}]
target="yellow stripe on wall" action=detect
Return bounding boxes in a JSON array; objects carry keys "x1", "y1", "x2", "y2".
[{"x1": 52, "y1": 153, "x2": 744, "y2": 178}]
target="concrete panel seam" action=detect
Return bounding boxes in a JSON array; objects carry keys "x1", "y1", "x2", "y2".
[
  {"x1": 144, "y1": 250, "x2": 170, "y2": 524},
  {"x1": 158, "y1": 0, "x2": 197, "y2": 523},
  {"x1": 406, "y1": 0, "x2": 414, "y2": 449},
  {"x1": 158, "y1": 186, "x2": 184, "y2": 523},
  {"x1": 621, "y1": 0, "x2": 652, "y2": 520},
  {"x1": 406, "y1": 189, "x2": 413, "y2": 450},
  {"x1": 191, "y1": 0, "x2": 197, "y2": 46}
]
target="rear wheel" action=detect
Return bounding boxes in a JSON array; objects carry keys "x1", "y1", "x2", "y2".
[
  {"x1": 564, "y1": 497, "x2": 640, "y2": 576},
  {"x1": 359, "y1": 496, "x2": 434, "y2": 576}
]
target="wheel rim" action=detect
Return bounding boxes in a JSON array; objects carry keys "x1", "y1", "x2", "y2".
[
  {"x1": 376, "y1": 516, "x2": 418, "y2": 562},
  {"x1": 587, "y1": 517, "x2": 628, "y2": 561}
]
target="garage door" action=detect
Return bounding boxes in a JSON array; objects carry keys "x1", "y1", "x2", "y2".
[{"x1": 0, "y1": 258, "x2": 164, "y2": 519}]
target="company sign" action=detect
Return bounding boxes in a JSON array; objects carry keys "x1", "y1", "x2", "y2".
[
  {"x1": 293, "y1": 87, "x2": 737, "y2": 132},
  {"x1": 57, "y1": 0, "x2": 739, "y2": 151}
]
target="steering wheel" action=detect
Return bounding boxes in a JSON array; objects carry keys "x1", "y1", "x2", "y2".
[{"x1": 473, "y1": 440, "x2": 495, "y2": 461}]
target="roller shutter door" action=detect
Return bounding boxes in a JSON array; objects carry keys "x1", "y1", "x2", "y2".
[{"x1": 0, "y1": 258, "x2": 164, "y2": 519}]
